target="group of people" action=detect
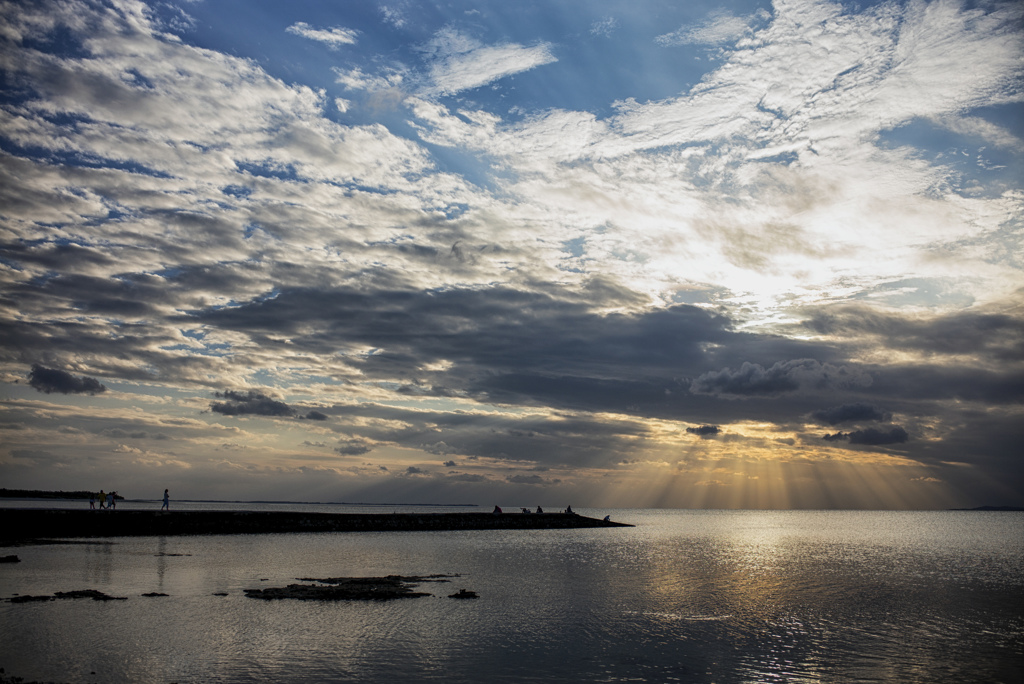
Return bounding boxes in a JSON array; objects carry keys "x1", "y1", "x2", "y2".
[
  {"x1": 495, "y1": 505, "x2": 574, "y2": 514},
  {"x1": 88, "y1": 488, "x2": 170, "y2": 510},
  {"x1": 89, "y1": 490, "x2": 118, "y2": 510}
]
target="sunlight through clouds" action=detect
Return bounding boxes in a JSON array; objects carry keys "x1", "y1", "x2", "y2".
[{"x1": 0, "y1": 0, "x2": 1021, "y2": 508}]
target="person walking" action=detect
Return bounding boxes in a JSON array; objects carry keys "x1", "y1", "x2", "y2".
[
  {"x1": 98, "y1": 490, "x2": 106, "y2": 510},
  {"x1": 161, "y1": 489, "x2": 169, "y2": 511}
]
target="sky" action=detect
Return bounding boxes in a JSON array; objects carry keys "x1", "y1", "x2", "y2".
[{"x1": 1, "y1": 0, "x2": 1022, "y2": 509}]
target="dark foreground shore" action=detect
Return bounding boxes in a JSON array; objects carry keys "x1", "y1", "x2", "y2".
[{"x1": 0, "y1": 509, "x2": 631, "y2": 541}]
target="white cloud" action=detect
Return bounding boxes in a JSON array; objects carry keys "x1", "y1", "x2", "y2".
[
  {"x1": 286, "y1": 22, "x2": 358, "y2": 48},
  {"x1": 591, "y1": 17, "x2": 619, "y2": 38},
  {"x1": 379, "y1": 5, "x2": 407, "y2": 28},
  {"x1": 656, "y1": 9, "x2": 768, "y2": 46},
  {"x1": 333, "y1": 65, "x2": 406, "y2": 91},
  {"x1": 420, "y1": 28, "x2": 557, "y2": 96},
  {"x1": 406, "y1": 0, "x2": 1024, "y2": 312},
  {"x1": 934, "y1": 115, "x2": 1023, "y2": 151}
]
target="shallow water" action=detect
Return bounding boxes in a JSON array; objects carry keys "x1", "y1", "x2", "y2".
[{"x1": 1, "y1": 508, "x2": 1022, "y2": 683}]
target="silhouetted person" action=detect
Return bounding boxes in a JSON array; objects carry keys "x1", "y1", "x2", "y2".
[
  {"x1": 161, "y1": 489, "x2": 169, "y2": 511},
  {"x1": 89, "y1": 493, "x2": 96, "y2": 510},
  {"x1": 493, "y1": 505, "x2": 502, "y2": 514},
  {"x1": 565, "y1": 505, "x2": 573, "y2": 514},
  {"x1": 107, "y1": 491, "x2": 115, "y2": 510},
  {"x1": 98, "y1": 490, "x2": 106, "y2": 510},
  {"x1": 536, "y1": 506, "x2": 543, "y2": 513}
]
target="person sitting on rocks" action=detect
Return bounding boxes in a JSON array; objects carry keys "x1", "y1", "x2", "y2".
[
  {"x1": 565, "y1": 505, "x2": 573, "y2": 514},
  {"x1": 493, "y1": 505, "x2": 502, "y2": 514},
  {"x1": 536, "y1": 506, "x2": 543, "y2": 513}
]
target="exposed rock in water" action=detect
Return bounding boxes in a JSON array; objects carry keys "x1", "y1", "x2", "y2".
[
  {"x1": 245, "y1": 574, "x2": 457, "y2": 601},
  {"x1": 0, "y1": 555, "x2": 19, "y2": 563},
  {"x1": 141, "y1": 592, "x2": 169, "y2": 597},
  {"x1": 53, "y1": 589, "x2": 126, "y2": 601},
  {"x1": 448, "y1": 589, "x2": 478, "y2": 599},
  {"x1": 9, "y1": 594, "x2": 53, "y2": 603},
  {"x1": 9, "y1": 589, "x2": 126, "y2": 603}
]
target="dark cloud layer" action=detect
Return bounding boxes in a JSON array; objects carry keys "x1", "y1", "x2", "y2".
[
  {"x1": 28, "y1": 365, "x2": 107, "y2": 395},
  {"x1": 811, "y1": 403, "x2": 890, "y2": 425},
  {"x1": 686, "y1": 425, "x2": 720, "y2": 436},
  {"x1": 823, "y1": 427, "x2": 909, "y2": 446},
  {"x1": 690, "y1": 359, "x2": 870, "y2": 397},
  {"x1": 210, "y1": 390, "x2": 293, "y2": 417}
]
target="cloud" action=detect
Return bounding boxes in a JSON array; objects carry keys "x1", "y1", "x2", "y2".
[
  {"x1": 0, "y1": 0, "x2": 1021, "y2": 509},
  {"x1": 336, "y1": 440, "x2": 373, "y2": 456},
  {"x1": 423, "y1": 441, "x2": 458, "y2": 455},
  {"x1": 811, "y1": 403, "x2": 891, "y2": 426},
  {"x1": 333, "y1": 65, "x2": 406, "y2": 91},
  {"x1": 690, "y1": 360, "x2": 871, "y2": 397},
  {"x1": 210, "y1": 390, "x2": 293, "y2": 417},
  {"x1": 686, "y1": 425, "x2": 720, "y2": 436},
  {"x1": 656, "y1": 9, "x2": 768, "y2": 46},
  {"x1": 823, "y1": 426, "x2": 910, "y2": 446},
  {"x1": 286, "y1": 22, "x2": 358, "y2": 48},
  {"x1": 28, "y1": 365, "x2": 107, "y2": 395},
  {"x1": 804, "y1": 306, "x2": 1024, "y2": 362},
  {"x1": 506, "y1": 474, "x2": 560, "y2": 486},
  {"x1": 421, "y1": 28, "x2": 557, "y2": 96},
  {"x1": 379, "y1": 5, "x2": 407, "y2": 29},
  {"x1": 446, "y1": 472, "x2": 488, "y2": 482},
  {"x1": 591, "y1": 17, "x2": 619, "y2": 38}
]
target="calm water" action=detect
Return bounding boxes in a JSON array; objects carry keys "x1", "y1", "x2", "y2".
[{"x1": 1, "y1": 507, "x2": 1021, "y2": 683}]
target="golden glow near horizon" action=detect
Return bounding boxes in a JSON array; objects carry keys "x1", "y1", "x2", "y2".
[{"x1": 1, "y1": 0, "x2": 1022, "y2": 509}]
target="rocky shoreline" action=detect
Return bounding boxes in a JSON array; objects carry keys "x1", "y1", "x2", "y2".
[{"x1": 0, "y1": 509, "x2": 630, "y2": 542}]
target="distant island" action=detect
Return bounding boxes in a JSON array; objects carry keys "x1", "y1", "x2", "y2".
[
  {"x1": 0, "y1": 488, "x2": 124, "y2": 500},
  {"x1": 951, "y1": 505, "x2": 1024, "y2": 512}
]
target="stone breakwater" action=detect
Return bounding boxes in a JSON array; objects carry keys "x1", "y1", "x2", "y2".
[{"x1": 0, "y1": 509, "x2": 631, "y2": 541}]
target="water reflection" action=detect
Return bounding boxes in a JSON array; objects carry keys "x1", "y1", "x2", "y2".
[{"x1": 0, "y1": 510, "x2": 1021, "y2": 683}]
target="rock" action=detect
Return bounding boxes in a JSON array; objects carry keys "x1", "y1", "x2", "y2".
[
  {"x1": 245, "y1": 575, "x2": 454, "y2": 601},
  {"x1": 448, "y1": 589, "x2": 478, "y2": 599},
  {"x1": 10, "y1": 594, "x2": 53, "y2": 603},
  {"x1": 0, "y1": 555, "x2": 19, "y2": 563},
  {"x1": 141, "y1": 592, "x2": 169, "y2": 597},
  {"x1": 10, "y1": 589, "x2": 126, "y2": 603},
  {"x1": 53, "y1": 589, "x2": 126, "y2": 601}
]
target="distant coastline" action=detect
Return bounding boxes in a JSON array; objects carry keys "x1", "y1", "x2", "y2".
[
  {"x1": 0, "y1": 509, "x2": 631, "y2": 541},
  {"x1": 0, "y1": 489, "x2": 472, "y2": 507},
  {"x1": 951, "y1": 505, "x2": 1024, "y2": 512},
  {"x1": 0, "y1": 488, "x2": 123, "y2": 501}
]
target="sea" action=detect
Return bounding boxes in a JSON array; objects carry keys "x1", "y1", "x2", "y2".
[{"x1": 1, "y1": 501, "x2": 1021, "y2": 684}]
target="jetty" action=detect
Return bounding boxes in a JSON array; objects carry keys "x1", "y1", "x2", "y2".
[{"x1": 0, "y1": 509, "x2": 631, "y2": 541}]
